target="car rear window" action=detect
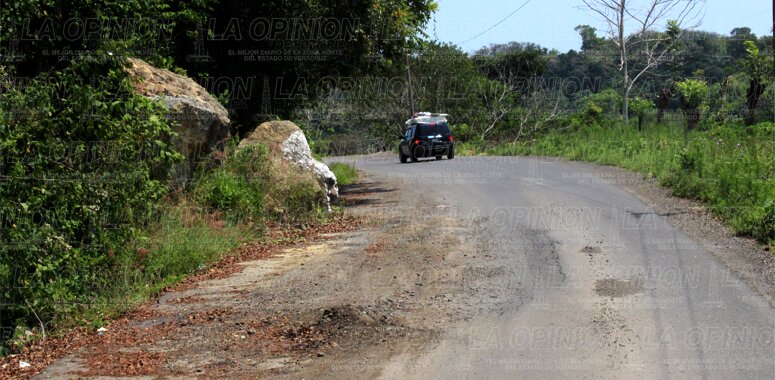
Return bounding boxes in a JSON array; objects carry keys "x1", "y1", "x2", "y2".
[{"x1": 416, "y1": 123, "x2": 450, "y2": 136}]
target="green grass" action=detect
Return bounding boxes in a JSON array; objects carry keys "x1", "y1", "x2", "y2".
[
  {"x1": 330, "y1": 162, "x2": 360, "y2": 186},
  {"x1": 67, "y1": 200, "x2": 252, "y2": 324},
  {"x1": 486, "y1": 121, "x2": 775, "y2": 244}
]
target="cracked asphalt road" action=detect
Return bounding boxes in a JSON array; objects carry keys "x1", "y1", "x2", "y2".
[{"x1": 331, "y1": 153, "x2": 774, "y2": 380}]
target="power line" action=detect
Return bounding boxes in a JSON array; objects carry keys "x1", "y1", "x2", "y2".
[{"x1": 458, "y1": 0, "x2": 534, "y2": 46}]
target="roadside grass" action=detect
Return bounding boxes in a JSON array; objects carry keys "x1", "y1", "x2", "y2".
[
  {"x1": 75, "y1": 201, "x2": 252, "y2": 328},
  {"x1": 485, "y1": 121, "x2": 775, "y2": 244},
  {"x1": 330, "y1": 162, "x2": 360, "y2": 186}
]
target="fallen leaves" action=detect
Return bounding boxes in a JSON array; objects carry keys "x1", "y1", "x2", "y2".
[{"x1": 0, "y1": 214, "x2": 363, "y2": 380}]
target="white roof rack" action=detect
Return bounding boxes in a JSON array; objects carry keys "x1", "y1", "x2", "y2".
[{"x1": 406, "y1": 112, "x2": 450, "y2": 125}]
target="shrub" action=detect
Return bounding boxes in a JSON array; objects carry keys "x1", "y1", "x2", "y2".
[
  {"x1": 193, "y1": 143, "x2": 271, "y2": 225},
  {"x1": 453, "y1": 123, "x2": 478, "y2": 143},
  {"x1": 0, "y1": 55, "x2": 180, "y2": 350}
]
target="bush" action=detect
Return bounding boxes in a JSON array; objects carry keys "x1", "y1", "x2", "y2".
[
  {"x1": 193, "y1": 143, "x2": 270, "y2": 225},
  {"x1": 453, "y1": 123, "x2": 479, "y2": 143},
  {"x1": 0, "y1": 55, "x2": 180, "y2": 350},
  {"x1": 279, "y1": 178, "x2": 328, "y2": 222}
]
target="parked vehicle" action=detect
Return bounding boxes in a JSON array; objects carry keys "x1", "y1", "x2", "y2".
[{"x1": 398, "y1": 112, "x2": 454, "y2": 163}]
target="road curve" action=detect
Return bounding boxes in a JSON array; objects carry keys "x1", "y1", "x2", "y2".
[{"x1": 329, "y1": 154, "x2": 774, "y2": 380}]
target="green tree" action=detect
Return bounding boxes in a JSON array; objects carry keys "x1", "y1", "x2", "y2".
[
  {"x1": 472, "y1": 48, "x2": 547, "y2": 90},
  {"x1": 740, "y1": 40, "x2": 773, "y2": 125},
  {"x1": 676, "y1": 78, "x2": 708, "y2": 131},
  {"x1": 574, "y1": 25, "x2": 602, "y2": 52},
  {"x1": 172, "y1": 0, "x2": 438, "y2": 131},
  {"x1": 629, "y1": 96, "x2": 653, "y2": 131},
  {"x1": 0, "y1": 0, "x2": 213, "y2": 77},
  {"x1": 728, "y1": 27, "x2": 757, "y2": 60}
]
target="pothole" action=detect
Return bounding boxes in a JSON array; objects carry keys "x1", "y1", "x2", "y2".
[
  {"x1": 594, "y1": 278, "x2": 644, "y2": 298},
  {"x1": 580, "y1": 246, "x2": 602, "y2": 254}
]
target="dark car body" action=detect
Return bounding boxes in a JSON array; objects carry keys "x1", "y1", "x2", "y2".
[{"x1": 399, "y1": 121, "x2": 455, "y2": 163}]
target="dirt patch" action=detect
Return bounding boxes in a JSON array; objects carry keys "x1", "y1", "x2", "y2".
[
  {"x1": 594, "y1": 278, "x2": 645, "y2": 298},
  {"x1": 365, "y1": 239, "x2": 391, "y2": 255},
  {"x1": 29, "y1": 173, "x2": 509, "y2": 379},
  {"x1": 168, "y1": 215, "x2": 362, "y2": 292},
  {"x1": 25, "y1": 178, "x2": 433, "y2": 379}
]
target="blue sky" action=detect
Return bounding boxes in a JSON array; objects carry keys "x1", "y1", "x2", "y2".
[{"x1": 424, "y1": 0, "x2": 773, "y2": 53}]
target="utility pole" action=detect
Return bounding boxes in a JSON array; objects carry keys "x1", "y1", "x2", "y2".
[{"x1": 406, "y1": 53, "x2": 415, "y2": 116}]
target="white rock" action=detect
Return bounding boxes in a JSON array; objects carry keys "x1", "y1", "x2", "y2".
[
  {"x1": 280, "y1": 130, "x2": 339, "y2": 210},
  {"x1": 239, "y1": 121, "x2": 339, "y2": 211}
]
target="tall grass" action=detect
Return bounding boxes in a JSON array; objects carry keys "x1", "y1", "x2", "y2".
[
  {"x1": 81, "y1": 201, "x2": 251, "y2": 325},
  {"x1": 487, "y1": 121, "x2": 775, "y2": 243},
  {"x1": 330, "y1": 162, "x2": 359, "y2": 186}
]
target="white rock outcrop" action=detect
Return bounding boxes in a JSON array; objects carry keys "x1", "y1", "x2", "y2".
[
  {"x1": 239, "y1": 121, "x2": 338, "y2": 210},
  {"x1": 281, "y1": 130, "x2": 339, "y2": 203}
]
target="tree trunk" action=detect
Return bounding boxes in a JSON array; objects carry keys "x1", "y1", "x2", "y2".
[
  {"x1": 679, "y1": 94, "x2": 701, "y2": 131},
  {"x1": 623, "y1": 86, "x2": 630, "y2": 126},
  {"x1": 686, "y1": 109, "x2": 700, "y2": 130},
  {"x1": 619, "y1": 2, "x2": 629, "y2": 127},
  {"x1": 656, "y1": 87, "x2": 673, "y2": 125},
  {"x1": 745, "y1": 77, "x2": 766, "y2": 126}
]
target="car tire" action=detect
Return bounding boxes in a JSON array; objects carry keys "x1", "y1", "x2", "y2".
[
  {"x1": 410, "y1": 146, "x2": 419, "y2": 162},
  {"x1": 447, "y1": 145, "x2": 455, "y2": 160},
  {"x1": 435, "y1": 155, "x2": 443, "y2": 160}
]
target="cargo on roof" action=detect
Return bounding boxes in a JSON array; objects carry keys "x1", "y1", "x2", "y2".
[{"x1": 406, "y1": 112, "x2": 450, "y2": 126}]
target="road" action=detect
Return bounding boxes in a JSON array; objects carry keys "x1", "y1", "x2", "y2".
[
  {"x1": 32, "y1": 153, "x2": 773, "y2": 379},
  {"x1": 330, "y1": 153, "x2": 774, "y2": 380}
]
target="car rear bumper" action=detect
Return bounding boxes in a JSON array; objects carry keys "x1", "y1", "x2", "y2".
[{"x1": 414, "y1": 143, "x2": 452, "y2": 157}]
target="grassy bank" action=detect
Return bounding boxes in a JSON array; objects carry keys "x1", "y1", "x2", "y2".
[
  {"x1": 482, "y1": 122, "x2": 775, "y2": 243},
  {"x1": 330, "y1": 163, "x2": 360, "y2": 186}
]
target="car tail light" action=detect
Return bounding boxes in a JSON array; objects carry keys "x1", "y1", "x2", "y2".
[
  {"x1": 449, "y1": 135, "x2": 454, "y2": 142},
  {"x1": 414, "y1": 139, "x2": 420, "y2": 145}
]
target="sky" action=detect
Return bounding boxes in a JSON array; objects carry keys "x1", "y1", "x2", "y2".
[{"x1": 424, "y1": 0, "x2": 773, "y2": 53}]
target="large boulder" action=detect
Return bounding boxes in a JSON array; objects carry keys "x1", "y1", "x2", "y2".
[
  {"x1": 239, "y1": 121, "x2": 338, "y2": 210},
  {"x1": 125, "y1": 58, "x2": 230, "y2": 182}
]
